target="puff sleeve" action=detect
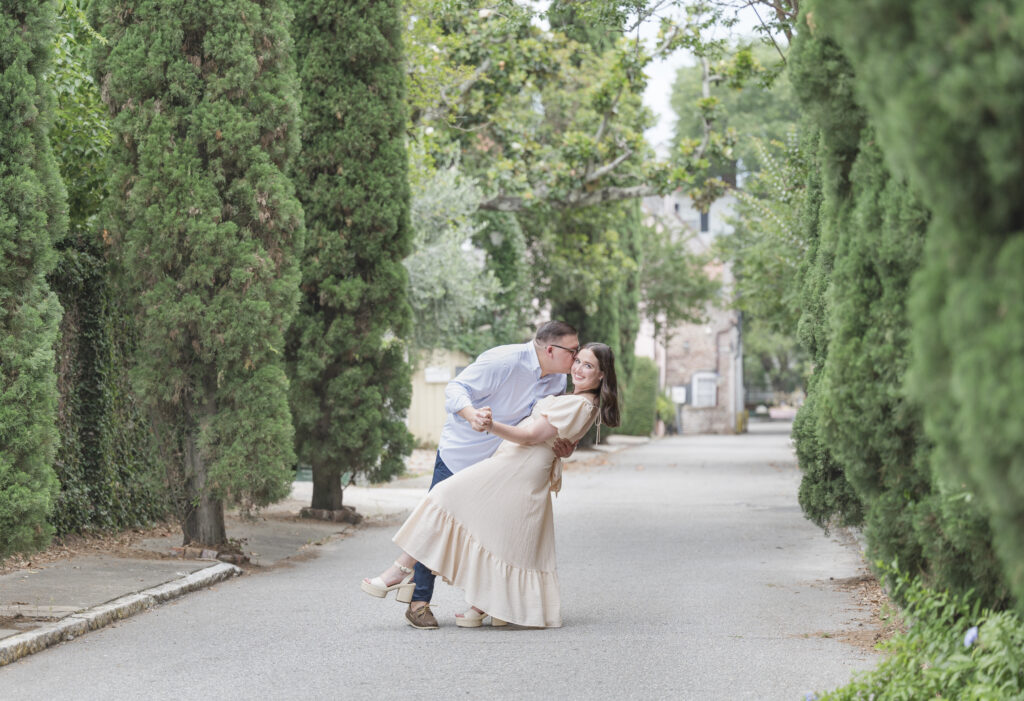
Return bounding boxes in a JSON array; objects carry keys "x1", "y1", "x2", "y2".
[{"x1": 538, "y1": 395, "x2": 598, "y2": 442}]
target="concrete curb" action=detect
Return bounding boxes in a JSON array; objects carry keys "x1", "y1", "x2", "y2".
[{"x1": 0, "y1": 561, "x2": 241, "y2": 667}]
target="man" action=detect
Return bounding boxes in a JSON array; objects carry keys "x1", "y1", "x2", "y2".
[{"x1": 405, "y1": 320, "x2": 580, "y2": 629}]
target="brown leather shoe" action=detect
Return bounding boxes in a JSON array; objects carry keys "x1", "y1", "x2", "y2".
[{"x1": 406, "y1": 604, "x2": 438, "y2": 629}]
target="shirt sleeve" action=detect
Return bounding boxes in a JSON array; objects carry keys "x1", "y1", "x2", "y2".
[
  {"x1": 539, "y1": 395, "x2": 597, "y2": 441},
  {"x1": 444, "y1": 351, "x2": 513, "y2": 417}
]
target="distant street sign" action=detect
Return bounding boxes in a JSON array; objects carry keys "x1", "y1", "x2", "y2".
[
  {"x1": 671, "y1": 385, "x2": 687, "y2": 404},
  {"x1": 424, "y1": 366, "x2": 451, "y2": 383}
]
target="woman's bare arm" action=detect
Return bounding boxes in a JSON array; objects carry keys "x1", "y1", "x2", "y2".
[{"x1": 486, "y1": 415, "x2": 558, "y2": 446}]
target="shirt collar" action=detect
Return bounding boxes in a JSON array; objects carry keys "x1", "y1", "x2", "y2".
[{"x1": 525, "y1": 341, "x2": 543, "y2": 379}]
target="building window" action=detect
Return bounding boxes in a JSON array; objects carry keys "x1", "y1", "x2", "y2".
[
  {"x1": 691, "y1": 371, "x2": 718, "y2": 408},
  {"x1": 699, "y1": 210, "x2": 710, "y2": 233}
]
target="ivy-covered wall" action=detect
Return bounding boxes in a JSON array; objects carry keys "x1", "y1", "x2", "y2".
[{"x1": 47, "y1": 8, "x2": 168, "y2": 535}]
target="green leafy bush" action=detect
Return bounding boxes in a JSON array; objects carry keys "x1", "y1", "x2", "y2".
[
  {"x1": 803, "y1": 0, "x2": 1024, "y2": 606},
  {"x1": 816, "y1": 566, "x2": 1024, "y2": 699},
  {"x1": 656, "y1": 391, "x2": 675, "y2": 428},
  {"x1": 617, "y1": 357, "x2": 658, "y2": 436},
  {"x1": 787, "y1": 10, "x2": 1006, "y2": 605}
]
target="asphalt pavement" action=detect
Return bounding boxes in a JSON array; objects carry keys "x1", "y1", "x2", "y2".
[{"x1": 0, "y1": 422, "x2": 880, "y2": 699}]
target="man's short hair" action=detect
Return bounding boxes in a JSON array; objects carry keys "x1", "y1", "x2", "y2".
[{"x1": 535, "y1": 320, "x2": 578, "y2": 344}]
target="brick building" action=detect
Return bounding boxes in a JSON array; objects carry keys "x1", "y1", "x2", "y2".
[{"x1": 639, "y1": 192, "x2": 745, "y2": 435}]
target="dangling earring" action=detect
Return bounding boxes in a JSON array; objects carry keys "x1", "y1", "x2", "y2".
[{"x1": 596, "y1": 394, "x2": 603, "y2": 443}]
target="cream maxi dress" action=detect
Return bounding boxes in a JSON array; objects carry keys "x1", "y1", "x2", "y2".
[{"x1": 393, "y1": 393, "x2": 598, "y2": 628}]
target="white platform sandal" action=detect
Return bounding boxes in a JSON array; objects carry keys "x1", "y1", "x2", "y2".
[
  {"x1": 455, "y1": 608, "x2": 508, "y2": 628},
  {"x1": 361, "y1": 562, "x2": 415, "y2": 603}
]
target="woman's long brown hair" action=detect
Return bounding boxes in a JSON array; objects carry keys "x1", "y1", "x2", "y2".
[{"x1": 581, "y1": 342, "x2": 620, "y2": 428}]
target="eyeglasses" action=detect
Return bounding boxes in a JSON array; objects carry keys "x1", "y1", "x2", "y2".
[{"x1": 549, "y1": 343, "x2": 580, "y2": 357}]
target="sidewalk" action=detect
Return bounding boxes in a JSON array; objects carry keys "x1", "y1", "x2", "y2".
[{"x1": 0, "y1": 437, "x2": 643, "y2": 667}]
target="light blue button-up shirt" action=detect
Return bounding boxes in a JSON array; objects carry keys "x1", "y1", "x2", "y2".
[{"x1": 439, "y1": 342, "x2": 567, "y2": 473}]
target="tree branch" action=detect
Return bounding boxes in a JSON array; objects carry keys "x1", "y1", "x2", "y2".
[
  {"x1": 694, "y1": 56, "x2": 714, "y2": 162},
  {"x1": 420, "y1": 57, "x2": 493, "y2": 125},
  {"x1": 592, "y1": 82, "x2": 625, "y2": 148},
  {"x1": 585, "y1": 149, "x2": 634, "y2": 183},
  {"x1": 479, "y1": 184, "x2": 663, "y2": 212}
]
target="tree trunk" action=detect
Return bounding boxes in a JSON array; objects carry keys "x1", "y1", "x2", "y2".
[
  {"x1": 182, "y1": 421, "x2": 226, "y2": 546},
  {"x1": 311, "y1": 466, "x2": 343, "y2": 511}
]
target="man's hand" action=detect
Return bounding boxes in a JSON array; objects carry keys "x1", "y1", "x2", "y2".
[
  {"x1": 459, "y1": 405, "x2": 493, "y2": 432},
  {"x1": 552, "y1": 438, "x2": 577, "y2": 459}
]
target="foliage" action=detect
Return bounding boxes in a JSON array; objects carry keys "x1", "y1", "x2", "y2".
[
  {"x1": 45, "y1": 0, "x2": 169, "y2": 536},
  {"x1": 816, "y1": 565, "x2": 1024, "y2": 699},
  {"x1": 787, "y1": 124, "x2": 862, "y2": 530},
  {"x1": 48, "y1": 3, "x2": 109, "y2": 241},
  {"x1": 91, "y1": 0, "x2": 305, "y2": 544},
  {"x1": 671, "y1": 42, "x2": 799, "y2": 179},
  {"x1": 401, "y1": 0, "x2": 749, "y2": 366},
  {"x1": 404, "y1": 144, "x2": 500, "y2": 353},
  {"x1": 808, "y1": 0, "x2": 1024, "y2": 607},
  {"x1": 741, "y1": 323, "x2": 806, "y2": 396},
  {"x1": 456, "y1": 208, "x2": 533, "y2": 354},
  {"x1": 638, "y1": 221, "x2": 720, "y2": 346},
  {"x1": 717, "y1": 136, "x2": 806, "y2": 335},
  {"x1": 617, "y1": 356, "x2": 659, "y2": 436},
  {"x1": 289, "y1": 0, "x2": 413, "y2": 506},
  {"x1": 405, "y1": 0, "x2": 666, "y2": 211},
  {"x1": 656, "y1": 390, "x2": 676, "y2": 426},
  {"x1": 49, "y1": 246, "x2": 170, "y2": 535},
  {"x1": 817, "y1": 128, "x2": 1002, "y2": 603},
  {"x1": 522, "y1": 202, "x2": 637, "y2": 355},
  {"x1": 675, "y1": 39, "x2": 804, "y2": 399},
  {"x1": 788, "y1": 10, "x2": 1008, "y2": 605},
  {"x1": 0, "y1": 0, "x2": 66, "y2": 556},
  {"x1": 788, "y1": 16, "x2": 870, "y2": 533}
]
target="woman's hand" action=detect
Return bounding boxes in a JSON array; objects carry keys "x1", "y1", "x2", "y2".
[
  {"x1": 552, "y1": 438, "x2": 577, "y2": 459},
  {"x1": 459, "y1": 405, "x2": 493, "y2": 432}
]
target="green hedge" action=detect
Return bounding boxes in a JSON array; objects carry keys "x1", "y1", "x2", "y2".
[
  {"x1": 47, "y1": 9, "x2": 169, "y2": 535},
  {"x1": 808, "y1": 0, "x2": 1024, "y2": 608},
  {"x1": 617, "y1": 356, "x2": 658, "y2": 436},
  {"x1": 789, "y1": 10, "x2": 1007, "y2": 605}
]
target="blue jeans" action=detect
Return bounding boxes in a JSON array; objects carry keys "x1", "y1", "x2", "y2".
[{"x1": 411, "y1": 451, "x2": 454, "y2": 603}]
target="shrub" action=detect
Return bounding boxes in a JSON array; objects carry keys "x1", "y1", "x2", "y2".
[
  {"x1": 47, "y1": 4, "x2": 169, "y2": 535},
  {"x1": 815, "y1": 566, "x2": 1024, "y2": 699},
  {"x1": 617, "y1": 357, "x2": 658, "y2": 436}
]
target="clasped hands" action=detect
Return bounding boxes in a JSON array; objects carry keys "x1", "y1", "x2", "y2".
[
  {"x1": 466, "y1": 406, "x2": 493, "y2": 432},
  {"x1": 467, "y1": 405, "x2": 576, "y2": 458}
]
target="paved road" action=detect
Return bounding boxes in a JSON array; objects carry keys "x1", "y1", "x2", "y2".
[{"x1": 0, "y1": 422, "x2": 877, "y2": 700}]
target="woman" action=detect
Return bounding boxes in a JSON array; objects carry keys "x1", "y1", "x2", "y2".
[{"x1": 361, "y1": 343, "x2": 620, "y2": 628}]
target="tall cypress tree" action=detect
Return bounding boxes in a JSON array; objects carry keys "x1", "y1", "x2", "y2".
[
  {"x1": 90, "y1": 0, "x2": 304, "y2": 545},
  {"x1": 289, "y1": 0, "x2": 413, "y2": 510},
  {"x1": 788, "y1": 24, "x2": 864, "y2": 531},
  {"x1": 0, "y1": 0, "x2": 67, "y2": 556}
]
